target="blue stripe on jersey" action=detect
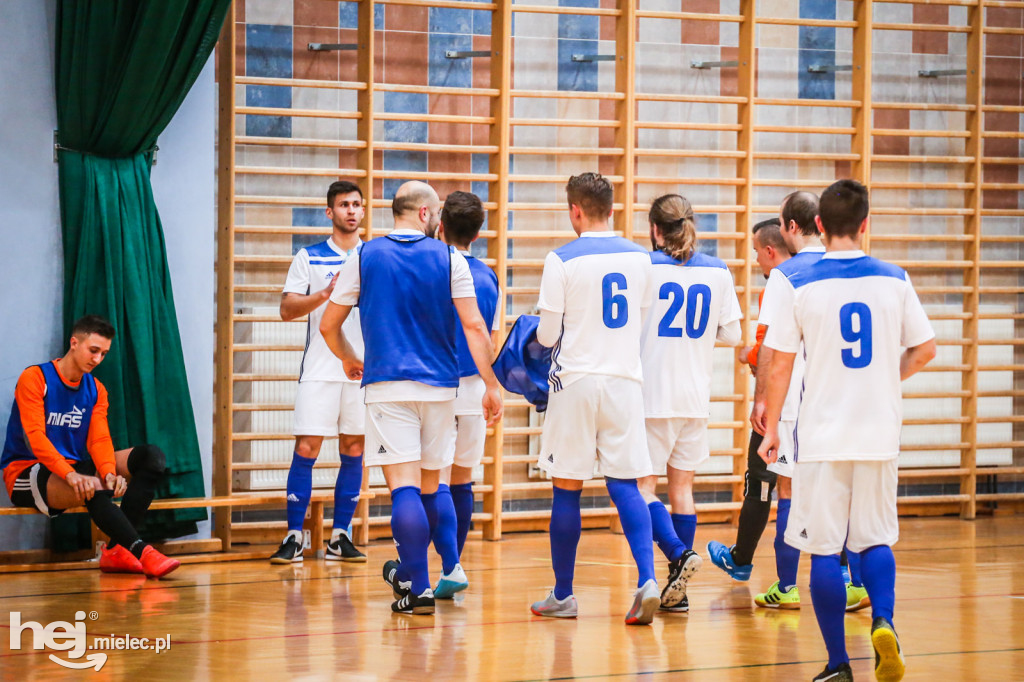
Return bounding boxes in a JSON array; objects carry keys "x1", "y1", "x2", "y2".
[
  {"x1": 553, "y1": 234, "x2": 647, "y2": 262},
  {"x1": 774, "y1": 249, "x2": 824, "y2": 278},
  {"x1": 788, "y1": 255, "x2": 907, "y2": 289},
  {"x1": 549, "y1": 323, "x2": 565, "y2": 391},
  {"x1": 305, "y1": 240, "x2": 342, "y2": 258},
  {"x1": 308, "y1": 259, "x2": 344, "y2": 265},
  {"x1": 650, "y1": 250, "x2": 728, "y2": 269}
]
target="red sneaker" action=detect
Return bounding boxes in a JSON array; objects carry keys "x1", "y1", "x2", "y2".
[
  {"x1": 99, "y1": 545, "x2": 144, "y2": 574},
  {"x1": 139, "y1": 546, "x2": 180, "y2": 579}
]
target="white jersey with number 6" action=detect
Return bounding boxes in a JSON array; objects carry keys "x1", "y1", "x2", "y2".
[
  {"x1": 640, "y1": 251, "x2": 743, "y2": 418},
  {"x1": 763, "y1": 250, "x2": 935, "y2": 462},
  {"x1": 537, "y1": 232, "x2": 653, "y2": 391}
]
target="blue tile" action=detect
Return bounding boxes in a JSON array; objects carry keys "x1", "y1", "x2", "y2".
[
  {"x1": 375, "y1": 5, "x2": 385, "y2": 30},
  {"x1": 800, "y1": 25, "x2": 836, "y2": 51},
  {"x1": 292, "y1": 207, "x2": 333, "y2": 227},
  {"x1": 245, "y1": 85, "x2": 291, "y2": 137},
  {"x1": 339, "y1": 2, "x2": 358, "y2": 29},
  {"x1": 383, "y1": 91, "x2": 428, "y2": 143},
  {"x1": 798, "y1": 49, "x2": 836, "y2": 100},
  {"x1": 382, "y1": 150, "x2": 429, "y2": 199},
  {"x1": 471, "y1": 153, "x2": 490, "y2": 200},
  {"x1": 470, "y1": 239, "x2": 489, "y2": 257},
  {"x1": 246, "y1": 25, "x2": 293, "y2": 78},
  {"x1": 430, "y1": 34, "x2": 473, "y2": 88},
  {"x1": 799, "y1": 0, "x2": 836, "y2": 21},
  {"x1": 291, "y1": 234, "x2": 324, "y2": 255},
  {"x1": 696, "y1": 214, "x2": 718, "y2": 257},
  {"x1": 473, "y1": 4, "x2": 491, "y2": 36},
  {"x1": 558, "y1": 0, "x2": 599, "y2": 40},
  {"x1": 430, "y1": 7, "x2": 473, "y2": 34},
  {"x1": 557, "y1": 39, "x2": 598, "y2": 92}
]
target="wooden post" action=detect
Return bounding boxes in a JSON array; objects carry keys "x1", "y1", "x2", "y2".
[
  {"x1": 482, "y1": 0, "x2": 512, "y2": 541},
  {"x1": 614, "y1": 0, "x2": 636, "y2": 240},
  {"x1": 213, "y1": 0, "x2": 236, "y2": 548},
  {"x1": 357, "y1": 0, "x2": 376, "y2": 239},
  {"x1": 851, "y1": 0, "x2": 873, "y2": 204},
  {"x1": 732, "y1": 0, "x2": 757, "y2": 524},
  {"x1": 961, "y1": 0, "x2": 984, "y2": 520}
]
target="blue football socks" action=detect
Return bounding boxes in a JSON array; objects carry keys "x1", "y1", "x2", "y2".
[
  {"x1": 860, "y1": 544, "x2": 896, "y2": 624},
  {"x1": 648, "y1": 500, "x2": 685, "y2": 562},
  {"x1": 606, "y1": 477, "x2": 656, "y2": 588},
  {"x1": 333, "y1": 453, "x2": 363, "y2": 532},
  {"x1": 810, "y1": 554, "x2": 850, "y2": 670},
  {"x1": 774, "y1": 499, "x2": 800, "y2": 591},
  {"x1": 450, "y1": 482, "x2": 474, "y2": 555},
  {"x1": 550, "y1": 486, "x2": 582, "y2": 600},
  {"x1": 391, "y1": 486, "x2": 431, "y2": 595},
  {"x1": 285, "y1": 453, "x2": 315, "y2": 532}
]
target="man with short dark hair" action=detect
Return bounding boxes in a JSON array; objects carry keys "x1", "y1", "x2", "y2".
[
  {"x1": 271, "y1": 180, "x2": 368, "y2": 564},
  {"x1": 432, "y1": 190, "x2": 501, "y2": 598},
  {"x1": 1, "y1": 315, "x2": 179, "y2": 578},
  {"x1": 530, "y1": 173, "x2": 661, "y2": 625},
  {"x1": 759, "y1": 179, "x2": 936, "y2": 682}
]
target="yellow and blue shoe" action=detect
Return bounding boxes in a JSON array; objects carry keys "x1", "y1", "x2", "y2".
[
  {"x1": 871, "y1": 617, "x2": 906, "y2": 681},
  {"x1": 754, "y1": 581, "x2": 801, "y2": 609},
  {"x1": 846, "y1": 583, "x2": 870, "y2": 612}
]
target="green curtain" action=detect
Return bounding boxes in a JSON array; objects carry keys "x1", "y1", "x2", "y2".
[{"x1": 53, "y1": 0, "x2": 231, "y2": 545}]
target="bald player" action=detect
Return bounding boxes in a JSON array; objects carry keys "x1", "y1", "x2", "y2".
[{"x1": 319, "y1": 181, "x2": 503, "y2": 615}]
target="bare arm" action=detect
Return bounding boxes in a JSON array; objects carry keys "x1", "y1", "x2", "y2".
[
  {"x1": 749, "y1": 341, "x2": 775, "y2": 434},
  {"x1": 756, "y1": 350, "x2": 796, "y2": 464},
  {"x1": 454, "y1": 297, "x2": 504, "y2": 425},
  {"x1": 318, "y1": 301, "x2": 363, "y2": 380},
  {"x1": 281, "y1": 273, "x2": 339, "y2": 321},
  {"x1": 900, "y1": 338, "x2": 936, "y2": 381}
]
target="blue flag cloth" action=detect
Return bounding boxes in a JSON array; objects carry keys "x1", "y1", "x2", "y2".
[{"x1": 491, "y1": 314, "x2": 551, "y2": 412}]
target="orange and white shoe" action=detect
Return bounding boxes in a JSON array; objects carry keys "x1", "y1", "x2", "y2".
[
  {"x1": 139, "y1": 546, "x2": 180, "y2": 579},
  {"x1": 99, "y1": 545, "x2": 144, "y2": 574}
]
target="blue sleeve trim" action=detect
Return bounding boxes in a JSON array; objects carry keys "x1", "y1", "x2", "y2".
[{"x1": 788, "y1": 256, "x2": 908, "y2": 289}]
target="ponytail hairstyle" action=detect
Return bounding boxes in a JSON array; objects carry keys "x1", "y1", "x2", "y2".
[{"x1": 649, "y1": 193, "x2": 697, "y2": 263}]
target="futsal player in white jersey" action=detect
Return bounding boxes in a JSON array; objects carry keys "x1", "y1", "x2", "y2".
[
  {"x1": 529, "y1": 173, "x2": 661, "y2": 625},
  {"x1": 759, "y1": 180, "x2": 936, "y2": 682},
  {"x1": 320, "y1": 181, "x2": 503, "y2": 616},
  {"x1": 636, "y1": 194, "x2": 742, "y2": 613},
  {"x1": 271, "y1": 180, "x2": 368, "y2": 564}
]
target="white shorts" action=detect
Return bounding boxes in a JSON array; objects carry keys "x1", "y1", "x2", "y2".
[
  {"x1": 538, "y1": 375, "x2": 652, "y2": 481},
  {"x1": 363, "y1": 400, "x2": 456, "y2": 470},
  {"x1": 293, "y1": 381, "x2": 365, "y2": 437},
  {"x1": 453, "y1": 375, "x2": 485, "y2": 417},
  {"x1": 645, "y1": 417, "x2": 709, "y2": 473},
  {"x1": 785, "y1": 459, "x2": 900, "y2": 556},
  {"x1": 453, "y1": 414, "x2": 486, "y2": 468},
  {"x1": 766, "y1": 419, "x2": 797, "y2": 478}
]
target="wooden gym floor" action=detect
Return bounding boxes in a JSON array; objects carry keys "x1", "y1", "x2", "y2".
[{"x1": 1, "y1": 515, "x2": 1022, "y2": 681}]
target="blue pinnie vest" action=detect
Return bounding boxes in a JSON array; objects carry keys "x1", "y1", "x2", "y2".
[
  {"x1": 357, "y1": 233, "x2": 460, "y2": 388},
  {"x1": 1, "y1": 363, "x2": 97, "y2": 469},
  {"x1": 455, "y1": 255, "x2": 500, "y2": 378}
]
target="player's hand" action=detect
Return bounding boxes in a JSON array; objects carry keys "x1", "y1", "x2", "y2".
[
  {"x1": 749, "y1": 400, "x2": 767, "y2": 435},
  {"x1": 65, "y1": 471, "x2": 96, "y2": 502},
  {"x1": 105, "y1": 473, "x2": 128, "y2": 497},
  {"x1": 323, "y1": 271, "x2": 341, "y2": 300},
  {"x1": 738, "y1": 346, "x2": 753, "y2": 366},
  {"x1": 758, "y1": 429, "x2": 780, "y2": 464},
  {"x1": 342, "y1": 357, "x2": 363, "y2": 381},
  {"x1": 482, "y1": 386, "x2": 503, "y2": 426}
]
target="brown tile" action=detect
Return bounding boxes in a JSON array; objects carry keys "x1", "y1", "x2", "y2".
[
  {"x1": 293, "y1": 0, "x2": 339, "y2": 28},
  {"x1": 384, "y1": 31, "x2": 429, "y2": 86},
  {"x1": 430, "y1": 152, "x2": 473, "y2": 198},
  {"x1": 986, "y1": 32, "x2": 1022, "y2": 59},
  {"x1": 912, "y1": 5, "x2": 949, "y2": 56},
  {"x1": 984, "y1": 57, "x2": 1024, "y2": 106},
  {"x1": 385, "y1": 3, "x2": 428, "y2": 32},
  {"x1": 293, "y1": 26, "x2": 340, "y2": 81},
  {"x1": 683, "y1": 0, "x2": 720, "y2": 46},
  {"x1": 339, "y1": 28, "x2": 360, "y2": 82},
  {"x1": 375, "y1": 31, "x2": 386, "y2": 83},
  {"x1": 873, "y1": 109, "x2": 910, "y2": 156},
  {"x1": 339, "y1": 149, "x2": 359, "y2": 174},
  {"x1": 982, "y1": 164, "x2": 1019, "y2": 209},
  {"x1": 599, "y1": 99, "x2": 617, "y2": 150},
  {"x1": 237, "y1": 0, "x2": 245, "y2": 23},
  {"x1": 428, "y1": 94, "x2": 472, "y2": 146},
  {"x1": 235, "y1": 23, "x2": 247, "y2": 77},
  {"x1": 987, "y1": 8, "x2": 1024, "y2": 29},
  {"x1": 834, "y1": 161, "x2": 852, "y2": 179},
  {"x1": 472, "y1": 34, "x2": 493, "y2": 90}
]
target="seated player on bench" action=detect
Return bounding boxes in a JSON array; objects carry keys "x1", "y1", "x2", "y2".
[{"x1": 1, "y1": 315, "x2": 180, "y2": 578}]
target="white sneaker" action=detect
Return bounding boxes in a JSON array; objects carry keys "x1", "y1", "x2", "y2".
[
  {"x1": 530, "y1": 590, "x2": 578, "y2": 618},
  {"x1": 625, "y1": 579, "x2": 660, "y2": 625},
  {"x1": 433, "y1": 564, "x2": 469, "y2": 599}
]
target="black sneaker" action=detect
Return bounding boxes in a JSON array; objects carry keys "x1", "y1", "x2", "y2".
[
  {"x1": 812, "y1": 662, "x2": 853, "y2": 681},
  {"x1": 871, "y1": 617, "x2": 905, "y2": 682},
  {"x1": 392, "y1": 588, "x2": 435, "y2": 615},
  {"x1": 661, "y1": 549, "x2": 703, "y2": 609},
  {"x1": 269, "y1": 532, "x2": 304, "y2": 565},
  {"x1": 383, "y1": 559, "x2": 411, "y2": 598},
  {"x1": 326, "y1": 532, "x2": 366, "y2": 563},
  {"x1": 659, "y1": 595, "x2": 689, "y2": 613}
]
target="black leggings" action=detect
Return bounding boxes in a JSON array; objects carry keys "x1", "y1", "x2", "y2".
[{"x1": 732, "y1": 430, "x2": 777, "y2": 567}]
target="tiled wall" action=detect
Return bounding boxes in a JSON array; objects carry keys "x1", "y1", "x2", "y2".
[{"x1": 229, "y1": 1, "x2": 1023, "y2": 494}]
